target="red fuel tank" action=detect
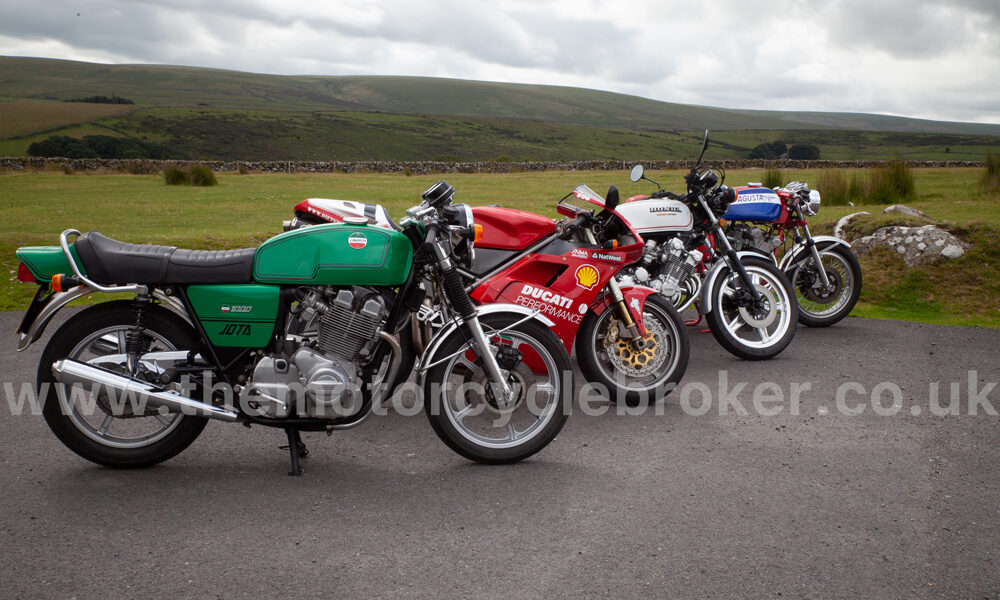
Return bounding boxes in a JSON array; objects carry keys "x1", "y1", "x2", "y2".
[{"x1": 472, "y1": 206, "x2": 557, "y2": 250}]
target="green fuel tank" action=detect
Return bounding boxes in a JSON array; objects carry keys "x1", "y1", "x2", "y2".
[{"x1": 252, "y1": 223, "x2": 413, "y2": 286}]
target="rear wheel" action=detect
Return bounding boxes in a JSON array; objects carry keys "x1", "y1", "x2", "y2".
[
  {"x1": 577, "y1": 295, "x2": 689, "y2": 405},
  {"x1": 424, "y1": 314, "x2": 571, "y2": 464},
  {"x1": 39, "y1": 301, "x2": 208, "y2": 468},
  {"x1": 705, "y1": 258, "x2": 798, "y2": 360}
]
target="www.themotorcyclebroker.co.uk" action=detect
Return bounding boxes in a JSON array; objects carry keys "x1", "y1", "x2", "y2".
[{"x1": 2, "y1": 369, "x2": 996, "y2": 423}]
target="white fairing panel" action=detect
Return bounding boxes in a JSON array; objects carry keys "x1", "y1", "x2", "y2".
[
  {"x1": 300, "y1": 198, "x2": 396, "y2": 230},
  {"x1": 615, "y1": 198, "x2": 694, "y2": 233}
]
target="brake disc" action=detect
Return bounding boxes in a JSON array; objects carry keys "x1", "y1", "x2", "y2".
[
  {"x1": 802, "y1": 267, "x2": 843, "y2": 303},
  {"x1": 738, "y1": 283, "x2": 777, "y2": 328}
]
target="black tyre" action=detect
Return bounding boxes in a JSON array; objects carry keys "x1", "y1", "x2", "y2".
[
  {"x1": 39, "y1": 301, "x2": 208, "y2": 468},
  {"x1": 786, "y1": 245, "x2": 862, "y2": 327},
  {"x1": 424, "y1": 313, "x2": 572, "y2": 464},
  {"x1": 576, "y1": 294, "x2": 689, "y2": 405},
  {"x1": 705, "y1": 257, "x2": 798, "y2": 360}
]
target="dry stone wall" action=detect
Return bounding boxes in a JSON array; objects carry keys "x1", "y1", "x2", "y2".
[{"x1": 0, "y1": 157, "x2": 987, "y2": 174}]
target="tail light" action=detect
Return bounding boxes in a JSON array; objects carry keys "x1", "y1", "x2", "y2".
[{"x1": 16, "y1": 263, "x2": 36, "y2": 284}]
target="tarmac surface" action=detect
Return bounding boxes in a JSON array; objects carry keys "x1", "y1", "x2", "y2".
[{"x1": 1, "y1": 310, "x2": 998, "y2": 599}]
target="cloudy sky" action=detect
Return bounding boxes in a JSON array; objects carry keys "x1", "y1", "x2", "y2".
[{"x1": 1, "y1": 0, "x2": 998, "y2": 124}]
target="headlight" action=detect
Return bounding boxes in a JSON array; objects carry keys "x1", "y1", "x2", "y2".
[{"x1": 805, "y1": 190, "x2": 821, "y2": 216}]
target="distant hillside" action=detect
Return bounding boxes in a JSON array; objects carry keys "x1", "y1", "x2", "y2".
[
  {"x1": 2, "y1": 55, "x2": 999, "y2": 162},
  {"x1": 3, "y1": 56, "x2": 999, "y2": 136}
]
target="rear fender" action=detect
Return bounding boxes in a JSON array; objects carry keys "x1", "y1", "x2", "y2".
[{"x1": 16, "y1": 287, "x2": 190, "y2": 352}]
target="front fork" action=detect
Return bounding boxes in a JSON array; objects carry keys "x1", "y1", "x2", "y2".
[
  {"x1": 430, "y1": 239, "x2": 516, "y2": 408},
  {"x1": 792, "y1": 211, "x2": 832, "y2": 289},
  {"x1": 583, "y1": 230, "x2": 646, "y2": 349},
  {"x1": 698, "y1": 197, "x2": 763, "y2": 305}
]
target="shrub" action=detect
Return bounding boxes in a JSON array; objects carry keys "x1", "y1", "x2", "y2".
[
  {"x1": 788, "y1": 143, "x2": 821, "y2": 160},
  {"x1": 866, "y1": 159, "x2": 914, "y2": 205},
  {"x1": 761, "y1": 168, "x2": 784, "y2": 189},
  {"x1": 816, "y1": 169, "x2": 864, "y2": 207},
  {"x1": 164, "y1": 165, "x2": 190, "y2": 185},
  {"x1": 750, "y1": 140, "x2": 787, "y2": 159},
  {"x1": 982, "y1": 154, "x2": 1000, "y2": 196},
  {"x1": 188, "y1": 164, "x2": 218, "y2": 186}
]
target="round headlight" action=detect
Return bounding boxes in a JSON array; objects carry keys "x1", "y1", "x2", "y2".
[{"x1": 805, "y1": 190, "x2": 821, "y2": 216}]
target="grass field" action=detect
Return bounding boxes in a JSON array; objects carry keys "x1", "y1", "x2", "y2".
[{"x1": 2, "y1": 167, "x2": 997, "y2": 328}]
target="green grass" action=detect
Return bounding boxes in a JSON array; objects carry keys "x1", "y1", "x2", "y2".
[{"x1": 2, "y1": 167, "x2": 998, "y2": 328}]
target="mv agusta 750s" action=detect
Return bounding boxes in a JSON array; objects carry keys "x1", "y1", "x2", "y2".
[
  {"x1": 722, "y1": 180, "x2": 862, "y2": 327},
  {"x1": 613, "y1": 131, "x2": 799, "y2": 360},
  {"x1": 289, "y1": 183, "x2": 690, "y2": 406},
  {"x1": 14, "y1": 182, "x2": 574, "y2": 474}
]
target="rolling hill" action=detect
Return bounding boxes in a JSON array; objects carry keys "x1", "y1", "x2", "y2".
[{"x1": 1, "y1": 55, "x2": 998, "y2": 161}]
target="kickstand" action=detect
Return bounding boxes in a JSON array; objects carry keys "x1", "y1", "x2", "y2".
[{"x1": 281, "y1": 427, "x2": 309, "y2": 476}]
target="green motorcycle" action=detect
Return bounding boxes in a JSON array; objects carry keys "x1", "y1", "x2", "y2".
[{"x1": 14, "y1": 181, "x2": 572, "y2": 474}]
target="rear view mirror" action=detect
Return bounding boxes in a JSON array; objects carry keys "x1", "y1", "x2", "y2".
[{"x1": 629, "y1": 165, "x2": 644, "y2": 183}]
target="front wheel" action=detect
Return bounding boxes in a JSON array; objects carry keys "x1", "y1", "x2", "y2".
[
  {"x1": 705, "y1": 258, "x2": 798, "y2": 360},
  {"x1": 424, "y1": 314, "x2": 572, "y2": 464},
  {"x1": 786, "y1": 245, "x2": 862, "y2": 327},
  {"x1": 577, "y1": 294, "x2": 689, "y2": 405}
]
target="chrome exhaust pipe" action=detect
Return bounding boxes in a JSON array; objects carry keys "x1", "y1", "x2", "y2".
[{"x1": 52, "y1": 359, "x2": 239, "y2": 422}]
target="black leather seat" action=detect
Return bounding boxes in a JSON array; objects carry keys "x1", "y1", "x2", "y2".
[{"x1": 73, "y1": 232, "x2": 255, "y2": 285}]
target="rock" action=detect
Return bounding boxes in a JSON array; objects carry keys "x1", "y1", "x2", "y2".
[
  {"x1": 852, "y1": 224, "x2": 970, "y2": 266},
  {"x1": 941, "y1": 244, "x2": 965, "y2": 259},
  {"x1": 884, "y1": 205, "x2": 931, "y2": 219},
  {"x1": 834, "y1": 211, "x2": 871, "y2": 240}
]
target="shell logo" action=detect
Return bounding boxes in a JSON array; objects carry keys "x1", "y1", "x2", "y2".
[{"x1": 575, "y1": 264, "x2": 600, "y2": 290}]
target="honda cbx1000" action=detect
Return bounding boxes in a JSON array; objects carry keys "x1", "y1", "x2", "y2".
[
  {"x1": 615, "y1": 131, "x2": 799, "y2": 360},
  {"x1": 290, "y1": 186, "x2": 690, "y2": 405},
  {"x1": 14, "y1": 182, "x2": 572, "y2": 474},
  {"x1": 723, "y1": 181, "x2": 861, "y2": 327}
]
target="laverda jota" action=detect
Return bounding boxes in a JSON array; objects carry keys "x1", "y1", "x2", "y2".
[
  {"x1": 14, "y1": 181, "x2": 573, "y2": 474},
  {"x1": 289, "y1": 185, "x2": 690, "y2": 406}
]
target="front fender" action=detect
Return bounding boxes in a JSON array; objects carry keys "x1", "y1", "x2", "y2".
[
  {"x1": 587, "y1": 285, "x2": 658, "y2": 335},
  {"x1": 414, "y1": 303, "x2": 555, "y2": 375},
  {"x1": 778, "y1": 236, "x2": 851, "y2": 272},
  {"x1": 698, "y1": 251, "x2": 772, "y2": 315}
]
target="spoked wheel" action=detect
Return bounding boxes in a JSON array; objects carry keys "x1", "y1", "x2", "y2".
[
  {"x1": 787, "y1": 245, "x2": 862, "y2": 327},
  {"x1": 705, "y1": 258, "x2": 798, "y2": 360},
  {"x1": 577, "y1": 294, "x2": 689, "y2": 405},
  {"x1": 39, "y1": 301, "x2": 208, "y2": 468},
  {"x1": 424, "y1": 313, "x2": 572, "y2": 464}
]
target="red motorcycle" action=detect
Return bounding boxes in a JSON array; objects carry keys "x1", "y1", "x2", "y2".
[{"x1": 287, "y1": 185, "x2": 689, "y2": 405}]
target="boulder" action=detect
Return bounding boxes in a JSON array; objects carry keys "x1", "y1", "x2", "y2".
[
  {"x1": 834, "y1": 211, "x2": 871, "y2": 240},
  {"x1": 851, "y1": 224, "x2": 970, "y2": 266},
  {"x1": 884, "y1": 204, "x2": 931, "y2": 219}
]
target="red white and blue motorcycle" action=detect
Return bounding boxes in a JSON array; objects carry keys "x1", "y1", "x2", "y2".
[{"x1": 723, "y1": 181, "x2": 862, "y2": 327}]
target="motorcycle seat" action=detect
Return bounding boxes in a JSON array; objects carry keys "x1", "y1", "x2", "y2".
[{"x1": 73, "y1": 231, "x2": 256, "y2": 285}]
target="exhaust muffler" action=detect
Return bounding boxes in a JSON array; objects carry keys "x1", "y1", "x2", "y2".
[{"x1": 52, "y1": 359, "x2": 239, "y2": 422}]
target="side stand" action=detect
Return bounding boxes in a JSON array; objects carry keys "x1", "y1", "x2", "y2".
[{"x1": 281, "y1": 427, "x2": 309, "y2": 476}]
